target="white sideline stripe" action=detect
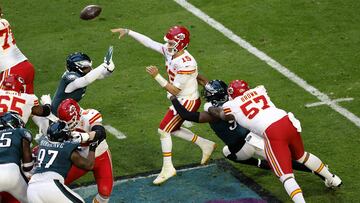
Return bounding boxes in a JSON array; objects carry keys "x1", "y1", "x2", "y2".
[
  {"x1": 174, "y1": 0, "x2": 360, "y2": 128},
  {"x1": 104, "y1": 125, "x2": 127, "y2": 139},
  {"x1": 74, "y1": 164, "x2": 215, "y2": 191},
  {"x1": 306, "y1": 98, "x2": 354, "y2": 108}
]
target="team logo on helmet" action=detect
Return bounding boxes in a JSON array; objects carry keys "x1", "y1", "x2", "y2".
[{"x1": 174, "y1": 33, "x2": 186, "y2": 40}]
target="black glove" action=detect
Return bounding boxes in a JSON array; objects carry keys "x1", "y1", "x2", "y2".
[{"x1": 89, "y1": 141, "x2": 98, "y2": 152}]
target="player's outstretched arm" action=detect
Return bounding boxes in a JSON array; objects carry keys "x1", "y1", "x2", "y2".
[
  {"x1": 22, "y1": 136, "x2": 34, "y2": 179},
  {"x1": 208, "y1": 106, "x2": 234, "y2": 121},
  {"x1": 170, "y1": 95, "x2": 217, "y2": 123},
  {"x1": 64, "y1": 60, "x2": 115, "y2": 93},
  {"x1": 197, "y1": 74, "x2": 209, "y2": 87},
  {"x1": 146, "y1": 65, "x2": 181, "y2": 95},
  {"x1": 111, "y1": 28, "x2": 163, "y2": 54}
]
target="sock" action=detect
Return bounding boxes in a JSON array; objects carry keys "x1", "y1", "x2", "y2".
[
  {"x1": 298, "y1": 152, "x2": 333, "y2": 180},
  {"x1": 281, "y1": 174, "x2": 305, "y2": 203},
  {"x1": 93, "y1": 194, "x2": 109, "y2": 203},
  {"x1": 158, "y1": 129, "x2": 173, "y2": 167},
  {"x1": 172, "y1": 127, "x2": 211, "y2": 148}
]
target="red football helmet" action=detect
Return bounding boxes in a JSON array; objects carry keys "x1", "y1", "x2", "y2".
[
  {"x1": 227, "y1": 80, "x2": 250, "y2": 99},
  {"x1": 164, "y1": 25, "x2": 190, "y2": 55},
  {"x1": 1, "y1": 74, "x2": 25, "y2": 93},
  {"x1": 57, "y1": 98, "x2": 81, "y2": 129}
]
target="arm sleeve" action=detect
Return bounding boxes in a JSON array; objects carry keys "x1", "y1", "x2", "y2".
[
  {"x1": 128, "y1": 30, "x2": 164, "y2": 55},
  {"x1": 170, "y1": 97, "x2": 200, "y2": 122},
  {"x1": 65, "y1": 64, "x2": 109, "y2": 93}
]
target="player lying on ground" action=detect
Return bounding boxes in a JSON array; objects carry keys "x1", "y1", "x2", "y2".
[
  {"x1": 57, "y1": 98, "x2": 113, "y2": 203},
  {"x1": 170, "y1": 79, "x2": 316, "y2": 173},
  {"x1": 112, "y1": 26, "x2": 216, "y2": 185},
  {"x1": 207, "y1": 79, "x2": 342, "y2": 203},
  {"x1": 0, "y1": 112, "x2": 33, "y2": 203},
  {"x1": 27, "y1": 120, "x2": 100, "y2": 203}
]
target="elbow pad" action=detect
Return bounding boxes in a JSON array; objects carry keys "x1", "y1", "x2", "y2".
[{"x1": 91, "y1": 125, "x2": 106, "y2": 142}]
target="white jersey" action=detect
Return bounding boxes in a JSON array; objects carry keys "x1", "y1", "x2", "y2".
[
  {"x1": 162, "y1": 48, "x2": 199, "y2": 100},
  {"x1": 223, "y1": 85, "x2": 287, "y2": 136},
  {"x1": 127, "y1": 30, "x2": 200, "y2": 100},
  {"x1": 74, "y1": 109, "x2": 109, "y2": 157},
  {"x1": 0, "y1": 89, "x2": 39, "y2": 123},
  {"x1": 0, "y1": 19, "x2": 27, "y2": 71}
]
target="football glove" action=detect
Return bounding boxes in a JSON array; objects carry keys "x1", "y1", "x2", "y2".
[{"x1": 89, "y1": 141, "x2": 98, "y2": 151}]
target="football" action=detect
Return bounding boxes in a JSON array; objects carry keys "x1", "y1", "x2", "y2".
[{"x1": 80, "y1": 5, "x2": 102, "y2": 20}]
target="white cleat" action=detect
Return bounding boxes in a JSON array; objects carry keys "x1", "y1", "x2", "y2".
[
  {"x1": 200, "y1": 142, "x2": 217, "y2": 165},
  {"x1": 325, "y1": 174, "x2": 342, "y2": 188},
  {"x1": 153, "y1": 166, "x2": 176, "y2": 185}
]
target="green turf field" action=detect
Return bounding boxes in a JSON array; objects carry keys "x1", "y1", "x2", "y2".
[{"x1": 2, "y1": 0, "x2": 359, "y2": 202}]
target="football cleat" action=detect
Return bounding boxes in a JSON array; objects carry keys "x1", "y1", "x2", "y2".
[
  {"x1": 153, "y1": 166, "x2": 176, "y2": 185},
  {"x1": 325, "y1": 174, "x2": 342, "y2": 188},
  {"x1": 200, "y1": 141, "x2": 217, "y2": 165}
]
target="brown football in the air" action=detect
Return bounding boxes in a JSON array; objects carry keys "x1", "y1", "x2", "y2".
[{"x1": 80, "y1": 5, "x2": 102, "y2": 20}]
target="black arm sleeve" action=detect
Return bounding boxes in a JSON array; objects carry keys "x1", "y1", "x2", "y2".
[
  {"x1": 91, "y1": 125, "x2": 106, "y2": 142},
  {"x1": 170, "y1": 97, "x2": 200, "y2": 123}
]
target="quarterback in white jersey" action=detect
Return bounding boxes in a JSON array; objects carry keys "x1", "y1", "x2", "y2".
[
  {"x1": 209, "y1": 80, "x2": 342, "y2": 203},
  {"x1": 112, "y1": 25, "x2": 215, "y2": 185},
  {"x1": 0, "y1": 8, "x2": 35, "y2": 93},
  {"x1": 57, "y1": 99, "x2": 113, "y2": 203}
]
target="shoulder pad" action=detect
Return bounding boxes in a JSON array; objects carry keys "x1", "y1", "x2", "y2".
[
  {"x1": 63, "y1": 72, "x2": 80, "y2": 81},
  {"x1": 81, "y1": 109, "x2": 102, "y2": 125},
  {"x1": 21, "y1": 128, "x2": 33, "y2": 143}
]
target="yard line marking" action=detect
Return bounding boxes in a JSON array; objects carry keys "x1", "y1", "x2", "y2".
[
  {"x1": 174, "y1": 0, "x2": 360, "y2": 128},
  {"x1": 73, "y1": 164, "x2": 215, "y2": 191},
  {"x1": 104, "y1": 125, "x2": 127, "y2": 139},
  {"x1": 306, "y1": 98, "x2": 354, "y2": 108}
]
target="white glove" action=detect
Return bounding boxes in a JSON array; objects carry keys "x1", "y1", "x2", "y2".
[
  {"x1": 203, "y1": 102, "x2": 213, "y2": 112},
  {"x1": 40, "y1": 94, "x2": 52, "y2": 105},
  {"x1": 71, "y1": 131, "x2": 90, "y2": 143},
  {"x1": 103, "y1": 59, "x2": 115, "y2": 73}
]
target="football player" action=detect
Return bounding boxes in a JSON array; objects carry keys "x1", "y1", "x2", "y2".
[
  {"x1": 0, "y1": 74, "x2": 51, "y2": 123},
  {"x1": 0, "y1": 6, "x2": 35, "y2": 94},
  {"x1": 208, "y1": 80, "x2": 342, "y2": 203},
  {"x1": 170, "y1": 80, "x2": 318, "y2": 173},
  {"x1": 112, "y1": 26, "x2": 216, "y2": 185},
  {"x1": 27, "y1": 120, "x2": 97, "y2": 203},
  {"x1": 57, "y1": 98, "x2": 113, "y2": 203},
  {"x1": 51, "y1": 52, "x2": 115, "y2": 115},
  {"x1": 0, "y1": 112, "x2": 33, "y2": 203}
]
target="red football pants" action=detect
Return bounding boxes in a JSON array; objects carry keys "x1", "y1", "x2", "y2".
[
  {"x1": 65, "y1": 150, "x2": 113, "y2": 197},
  {"x1": 0, "y1": 60, "x2": 35, "y2": 94},
  {"x1": 0, "y1": 192, "x2": 20, "y2": 203},
  {"x1": 159, "y1": 98, "x2": 201, "y2": 133},
  {"x1": 264, "y1": 115, "x2": 305, "y2": 177}
]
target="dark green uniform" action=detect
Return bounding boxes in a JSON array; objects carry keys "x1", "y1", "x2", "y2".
[
  {"x1": 0, "y1": 128, "x2": 32, "y2": 166},
  {"x1": 209, "y1": 120, "x2": 250, "y2": 154},
  {"x1": 35, "y1": 136, "x2": 79, "y2": 178},
  {"x1": 51, "y1": 71, "x2": 87, "y2": 115}
]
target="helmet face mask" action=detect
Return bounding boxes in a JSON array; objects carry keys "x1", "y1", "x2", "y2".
[
  {"x1": 66, "y1": 52, "x2": 92, "y2": 76},
  {"x1": 47, "y1": 121, "x2": 71, "y2": 142},
  {"x1": 0, "y1": 112, "x2": 25, "y2": 130},
  {"x1": 1, "y1": 74, "x2": 25, "y2": 93},
  {"x1": 164, "y1": 25, "x2": 190, "y2": 56},
  {"x1": 57, "y1": 99, "x2": 81, "y2": 130},
  {"x1": 203, "y1": 80, "x2": 229, "y2": 107}
]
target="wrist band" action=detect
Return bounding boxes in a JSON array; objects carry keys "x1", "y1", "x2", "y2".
[
  {"x1": 154, "y1": 74, "x2": 168, "y2": 87},
  {"x1": 23, "y1": 161, "x2": 34, "y2": 168}
]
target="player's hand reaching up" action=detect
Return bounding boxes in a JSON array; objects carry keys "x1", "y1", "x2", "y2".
[
  {"x1": 146, "y1": 65, "x2": 159, "y2": 77},
  {"x1": 103, "y1": 59, "x2": 115, "y2": 73},
  {"x1": 111, "y1": 28, "x2": 129, "y2": 39}
]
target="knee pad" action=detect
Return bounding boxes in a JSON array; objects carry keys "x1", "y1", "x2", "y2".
[
  {"x1": 280, "y1": 173, "x2": 294, "y2": 183},
  {"x1": 158, "y1": 129, "x2": 170, "y2": 139}
]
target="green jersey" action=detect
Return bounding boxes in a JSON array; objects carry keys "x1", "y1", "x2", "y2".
[
  {"x1": 35, "y1": 136, "x2": 80, "y2": 178},
  {"x1": 0, "y1": 128, "x2": 32, "y2": 166},
  {"x1": 209, "y1": 120, "x2": 250, "y2": 153},
  {"x1": 51, "y1": 71, "x2": 87, "y2": 115}
]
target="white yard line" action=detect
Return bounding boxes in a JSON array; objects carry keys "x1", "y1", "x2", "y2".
[
  {"x1": 74, "y1": 164, "x2": 215, "y2": 191},
  {"x1": 174, "y1": 0, "x2": 360, "y2": 128},
  {"x1": 104, "y1": 125, "x2": 127, "y2": 139},
  {"x1": 306, "y1": 98, "x2": 354, "y2": 108}
]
